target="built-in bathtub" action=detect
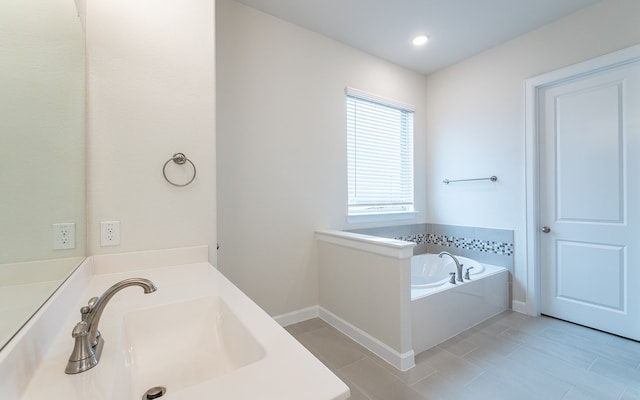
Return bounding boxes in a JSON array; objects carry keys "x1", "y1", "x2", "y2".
[
  {"x1": 315, "y1": 229, "x2": 509, "y2": 371},
  {"x1": 410, "y1": 253, "x2": 508, "y2": 354},
  {"x1": 411, "y1": 254, "x2": 485, "y2": 290}
]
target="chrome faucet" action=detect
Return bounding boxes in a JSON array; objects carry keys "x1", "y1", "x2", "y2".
[
  {"x1": 439, "y1": 251, "x2": 463, "y2": 283},
  {"x1": 65, "y1": 278, "x2": 157, "y2": 374}
]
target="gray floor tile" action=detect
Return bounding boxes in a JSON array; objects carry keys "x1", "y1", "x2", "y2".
[
  {"x1": 562, "y1": 385, "x2": 622, "y2": 400},
  {"x1": 621, "y1": 387, "x2": 640, "y2": 400},
  {"x1": 590, "y1": 357, "x2": 640, "y2": 390},
  {"x1": 369, "y1": 350, "x2": 437, "y2": 386},
  {"x1": 343, "y1": 385, "x2": 373, "y2": 400},
  {"x1": 294, "y1": 326, "x2": 371, "y2": 370},
  {"x1": 463, "y1": 345, "x2": 510, "y2": 372},
  {"x1": 437, "y1": 335, "x2": 478, "y2": 357},
  {"x1": 540, "y1": 327, "x2": 640, "y2": 369},
  {"x1": 500, "y1": 326, "x2": 597, "y2": 369},
  {"x1": 465, "y1": 346, "x2": 573, "y2": 399},
  {"x1": 284, "y1": 317, "x2": 329, "y2": 335},
  {"x1": 411, "y1": 371, "x2": 471, "y2": 400},
  {"x1": 287, "y1": 311, "x2": 640, "y2": 400},
  {"x1": 506, "y1": 346, "x2": 625, "y2": 399},
  {"x1": 331, "y1": 369, "x2": 373, "y2": 400},
  {"x1": 463, "y1": 328, "x2": 521, "y2": 357},
  {"x1": 608, "y1": 333, "x2": 640, "y2": 354},
  {"x1": 471, "y1": 314, "x2": 511, "y2": 336},
  {"x1": 339, "y1": 357, "x2": 426, "y2": 400},
  {"x1": 418, "y1": 347, "x2": 483, "y2": 386},
  {"x1": 463, "y1": 370, "x2": 568, "y2": 400},
  {"x1": 492, "y1": 358, "x2": 571, "y2": 398},
  {"x1": 498, "y1": 312, "x2": 560, "y2": 335},
  {"x1": 543, "y1": 317, "x2": 615, "y2": 342}
]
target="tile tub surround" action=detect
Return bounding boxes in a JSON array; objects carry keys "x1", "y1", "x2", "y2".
[
  {"x1": 0, "y1": 247, "x2": 349, "y2": 400},
  {"x1": 287, "y1": 312, "x2": 640, "y2": 400},
  {"x1": 349, "y1": 223, "x2": 514, "y2": 269}
]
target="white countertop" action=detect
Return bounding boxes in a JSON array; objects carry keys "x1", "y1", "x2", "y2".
[{"x1": 2, "y1": 248, "x2": 349, "y2": 400}]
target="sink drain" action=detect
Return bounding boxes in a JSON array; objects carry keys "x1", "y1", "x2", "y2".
[{"x1": 143, "y1": 386, "x2": 166, "y2": 400}]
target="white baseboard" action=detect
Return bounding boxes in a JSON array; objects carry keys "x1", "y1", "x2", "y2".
[
  {"x1": 272, "y1": 305, "x2": 320, "y2": 327},
  {"x1": 319, "y1": 307, "x2": 415, "y2": 371},
  {"x1": 272, "y1": 305, "x2": 415, "y2": 371},
  {"x1": 511, "y1": 300, "x2": 528, "y2": 314}
]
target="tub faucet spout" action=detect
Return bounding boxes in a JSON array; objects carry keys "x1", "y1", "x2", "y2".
[
  {"x1": 439, "y1": 252, "x2": 463, "y2": 282},
  {"x1": 65, "y1": 278, "x2": 157, "y2": 374}
]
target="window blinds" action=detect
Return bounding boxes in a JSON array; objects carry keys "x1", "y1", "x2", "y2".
[{"x1": 346, "y1": 87, "x2": 414, "y2": 214}]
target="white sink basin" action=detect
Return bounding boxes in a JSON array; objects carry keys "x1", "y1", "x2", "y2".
[
  {"x1": 10, "y1": 253, "x2": 349, "y2": 400},
  {"x1": 112, "y1": 296, "x2": 265, "y2": 399}
]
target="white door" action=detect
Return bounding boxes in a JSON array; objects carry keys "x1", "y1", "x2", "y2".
[{"x1": 539, "y1": 60, "x2": 640, "y2": 340}]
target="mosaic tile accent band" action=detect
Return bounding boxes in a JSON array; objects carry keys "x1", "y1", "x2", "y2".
[{"x1": 395, "y1": 233, "x2": 514, "y2": 256}]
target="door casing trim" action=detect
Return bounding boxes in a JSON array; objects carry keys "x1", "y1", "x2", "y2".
[{"x1": 524, "y1": 44, "x2": 640, "y2": 316}]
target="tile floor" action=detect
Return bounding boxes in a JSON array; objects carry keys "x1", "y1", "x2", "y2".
[{"x1": 285, "y1": 311, "x2": 640, "y2": 400}]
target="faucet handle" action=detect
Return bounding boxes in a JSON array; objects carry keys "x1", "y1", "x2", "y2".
[
  {"x1": 464, "y1": 266, "x2": 474, "y2": 280},
  {"x1": 79, "y1": 296, "x2": 99, "y2": 317},
  {"x1": 87, "y1": 296, "x2": 99, "y2": 309},
  {"x1": 66, "y1": 321, "x2": 99, "y2": 374},
  {"x1": 449, "y1": 272, "x2": 457, "y2": 284},
  {"x1": 71, "y1": 321, "x2": 89, "y2": 338}
]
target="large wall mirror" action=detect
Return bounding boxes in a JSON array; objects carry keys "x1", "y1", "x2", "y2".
[{"x1": 0, "y1": 0, "x2": 86, "y2": 351}]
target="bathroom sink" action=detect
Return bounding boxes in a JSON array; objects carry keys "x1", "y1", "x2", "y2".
[
  {"x1": 13, "y1": 254, "x2": 349, "y2": 400},
  {"x1": 111, "y1": 296, "x2": 266, "y2": 399}
]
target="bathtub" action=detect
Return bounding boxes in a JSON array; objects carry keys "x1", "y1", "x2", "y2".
[
  {"x1": 411, "y1": 253, "x2": 508, "y2": 354},
  {"x1": 411, "y1": 254, "x2": 485, "y2": 291},
  {"x1": 316, "y1": 230, "x2": 509, "y2": 370}
]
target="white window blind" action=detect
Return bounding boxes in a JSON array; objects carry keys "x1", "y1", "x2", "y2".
[{"x1": 346, "y1": 87, "x2": 414, "y2": 215}]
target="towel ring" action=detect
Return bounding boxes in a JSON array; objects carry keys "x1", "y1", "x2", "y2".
[{"x1": 163, "y1": 153, "x2": 196, "y2": 187}]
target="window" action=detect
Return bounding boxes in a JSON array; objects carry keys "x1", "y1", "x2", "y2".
[{"x1": 346, "y1": 87, "x2": 414, "y2": 217}]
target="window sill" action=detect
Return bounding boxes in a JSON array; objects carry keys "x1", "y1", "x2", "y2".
[{"x1": 346, "y1": 211, "x2": 418, "y2": 225}]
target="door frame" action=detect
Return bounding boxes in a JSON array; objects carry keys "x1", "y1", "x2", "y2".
[{"x1": 524, "y1": 44, "x2": 640, "y2": 317}]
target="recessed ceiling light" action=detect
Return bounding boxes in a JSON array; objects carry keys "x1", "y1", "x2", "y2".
[{"x1": 412, "y1": 35, "x2": 429, "y2": 46}]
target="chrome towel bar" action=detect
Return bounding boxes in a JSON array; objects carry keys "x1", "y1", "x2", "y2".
[{"x1": 442, "y1": 176, "x2": 497, "y2": 184}]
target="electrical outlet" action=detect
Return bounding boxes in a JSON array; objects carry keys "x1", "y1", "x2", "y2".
[
  {"x1": 100, "y1": 221, "x2": 121, "y2": 246},
  {"x1": 53, "y1": 223, "x2": 75, "y2": 250}
]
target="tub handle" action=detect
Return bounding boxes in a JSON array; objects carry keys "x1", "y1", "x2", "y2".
[
  {"x1": 449, "y1": 272, "x2": 457, "y2": 284},
  {"x1": 464, "y1": 266, "x2": 474, "y2": 280}
]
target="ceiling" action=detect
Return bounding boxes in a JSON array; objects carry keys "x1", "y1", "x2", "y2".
[{"x1": 233, "y1": 0, "x2": 602, "y2": 75}]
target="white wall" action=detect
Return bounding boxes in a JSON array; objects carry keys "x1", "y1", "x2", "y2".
[
  {"x1": 0, "y1": 0, "x2": 85, "y2": 263},
  {"x1": 425, "y1": 0, "x2": 640, "y2": 308},
  {"x1": 85, "y1": 0, "x2": 217, "y2": 262},
  {"x1": 216, "y1": 0, "x2": 428, "y2": 316}
]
